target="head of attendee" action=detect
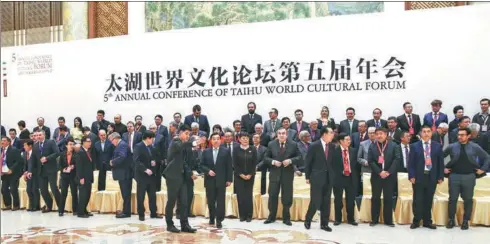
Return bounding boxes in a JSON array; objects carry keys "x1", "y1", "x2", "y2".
[
  {"x1": 453, "y1": 105, "x2": 464, "y2": 120},
  {"x1": 29, "y1": 133, "x2": 35, "y2": 141},
  {"x1": 37, "y1": 117, "x2": 45, "y2": 127},
  {"x1": 74, "y1": 117, "x2": 83, "y2": 129},
  {"x1": 96, "y1": 109, "x2": 106, "y2": 122},
  {"x1": 480, "y1": 98, "x2": 490, "y2": 114},
  {"x1": 8, "y1": 129, "x2": 16, "y2": 140},
  {"x1": 108, "y1": 132, "x2": 121, "y2": 147},
  {"x1": 148, "y1": 124, "x2": 157, "y2": 133},
  {"x1": 320, "y1": 106, "x2": 330, "y2": 119},
  {"x1": 468, "y1": 123, "x2": 480, "y2": 138},
  {"x1": 58, "y1": 117, "x2": 66, "y2": 128},
  {"x1": 375, "y1": 127, "x2": 388, "y2": 144},
  {"x1": 310, "y1": 120, "x2": 318, "y2": 130},
  {"x1": 431, "y1": 99, "x2": 443, "y2": 113},
  {"x1": 223, "y1": 129, "x2": 233, "y2": 144},
  {"x1": 38, "y1": 130, "x2": 46, "y2": 143},
  {"x1": 210, "y1": 132, "x2": 221, "y2": 149},
  {"x1": 154, "y1": 115, "x2": 163, "y2": 126},
  {"x1": 358, "y1": 120, "x2": 367, "y2": 134},
  {"x1": 1, "y1": 136, "x2": 11, "y2": 149},
  {"x1": 294, "y1": 109, "x2": 304, "y2": 122},
  {"x1": 127, "y1": 121, "x2": 135, "y2": 133},
  {"x1": 107, "y1": 123, "x2": 115, "y2": 134},
  {"x1": 233, "y1": 120, "x2": 241, "y2": 133},
  {"x1": 23, "y1": 139, "x2": 34, "y2": 154},
  {"x1": 277, "y1": 128, "x2": 288, "y2": 144},
  {"x1": 114, "y1": 114, "x2": 123, "y2": 125},
  {"x1": 173, "y1": 112, "x2": 182, "y2": 124},
  {"x1": 33, "y1": 132, "x2": 40, "y2": 142},
  {"x1": 59, "y1": 126, "x2": 68, "y2": 137},
  {"x1": 458, "y1": 116, "x2": 471, "y2": 129},
  {"x1": 239, "y1": 132, "x2": 250, "y2": 148},
  {"x1": 169, "y1": 121, "x2": 179, "y2": 136},
  {"x1": 403, "y1": 102, "x2": 413, "y2": 115},
  {"x1": 142, "y1": 131, "x2": 155, "y2": 146},
  {"x1": 387, "y1": 116, "x2": 398, "y2": 131},
  {"x1": 98, "y1": 129, "x2": 107, "y2": 142},
  {"x1": 367, "y1": 127, "x2": 376, "y2": 142},
  {"x1": 198, "y1": 135, "x2": 208, "y2": 150},
  {"x1": 81, "y1": 135, "x2": 92, "y2": 151},
  {"x1": 212, "y1": 124, "x2": 223, "y2": 136},
  {"x1": 269, "y1": 108, "x2": 278, "y2": 120},
  {"x1": 178, "y1": 124, "x2": 191, "y2": 142},
  {"x1": 66, "y1": 138, "x2": 75, "y2": 154},
  {"x1": 457, "y1": 127, "x2": 471, "y2": 144},
  {"x1": 281, "y1": 117, "x2": 291, "y2": 130},
  {"x1": 372, "y1": 108, "x2": 382, "y2": 121},
  {"x1": 437, "y1": 123, "x2": 449, "y2": 136},
  {"x1": 192, "y1": 105, "x2": 202, "y2": 117},
  {"x1": 338, "y1": 133, "x2": 352, "y2": 149},
  {"x1": 82, "y1": 126, "x2": 91, "y2": 136},
  {"x1": 17, "y1": 120, "x2": 26, "y2": 131},
  {"x1": 420, "y1": 125, "x2": 433, "y2": 142},
  {"x1": 299, "y1": 130, "x2": 311, "y2": 144},
  {"x1": 254, "y1": 123, "x2": 263, "y2": 135},
  {"x1": 346, "y1": 107, "x2": 355, "y2": 121},
  {"x1": 252, "y1": 133, "x2": 261, "y2": 147},
  {"x1": 247, "y1": 102, "x2": 257, "y2": 115},
  {"x1": 191, "y1": 122, "x2": 200, "y2": 135},
  {"x1": 320, "y1": 127, "x2": 334, "y2": 144},
  {"x1": 400, "y1": 131, "x2": 411, "y2": 146},
  {"x1": 134, "y1": 115, "x2": 143, "y2": 127}
]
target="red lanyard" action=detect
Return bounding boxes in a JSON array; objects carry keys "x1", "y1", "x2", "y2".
[
  {"x1": 423, "y1": 142, "x2": 431, "y2": 158},
  {"x1": 407, "y1": 115, "x2": 413, "y2": 128},
  {"x1": 376, "y1": 142, "x2": 388, "y2": 156}
]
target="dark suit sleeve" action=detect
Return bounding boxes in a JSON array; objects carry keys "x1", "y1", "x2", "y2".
[
  {"x1": 10, "y1": 148, "x2": 23, "y2": 174},
  {"x1": 475, "y1": 144, "x2": 490, "y2": 172},
  {"x1": 368, "y1": 145, "x2": 382, "y2": 175},
  {"x1": 199, "y1": 151, "x2": 210, "y2": 174},
  {"x1": 264, "y1": 142, "x2": 274, "y2": 166},
  {"x1": 0, "y1": 126, "x2": 5, "y2": 137},
  {"x1": 75, "y1": 153, "x2": 84, "y2": 181},
  {"x1": 28, "y1": 153, "x2": 35, "y2": 173},
  {"x1": 226, "y1": 149, "x2": 233, "y2": 183},
  {"x1": 443, "y1": 114, "x2": 449, "y2": 124},
  {"x1": 240, "y1": 115, "x2": 246, "y2": 132},
  {"x1": 58, "y1": 154, "x2": 66, "y2": 171},
  {"x1": 232, "y1": 147, "x2": 244, "y2": 175},
  {"x1": 133, "y1": 145, "x2": 146, "y2": 173},
  {"x1": 289, "y1": 143, "x2": 302, "y2": 166},
  {"x1": 437, "y1": 144, "x2": 445, "y2": 181},
  {"x1": 407, "y1": 144, "x2": 416, "y2": 179},
  {"x1": 169, "y1": 140, "x2": 193, "y2": 154},
  {"x1": 111, "y1": 145, "x2": 127, "y2": 167},
  {"x1": 45, "y1": 128, "x2": 51, "y2": 140},
  {"x1": 46, "y1": 141, "x2": 60, "y2": 161},
  {"x1": 203, "y1": 116, "x2": 210, "y2": 136},
  {"x1": 252, "y1": 148, "x2": 257, "y2": 176},
  {"x1": 388, "y1": 144, "x2": 401, "y2": 175}
]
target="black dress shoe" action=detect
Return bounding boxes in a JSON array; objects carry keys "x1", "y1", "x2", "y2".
[
  {"x1": 446, "y1": 219, "x2": 455, "y2": 229},
  {"x1": 348, "y1": 221, "x2": 358, "y2": 226},
  {"x1": 189, "y1": 214, "x2": 196, "y2": 218},
  {"x1": 423, "y1": 224, "x2": 437, "y2": 229},
  {"x1": 283, "y1": 220, "x2": 292, "y2": 226},
  {"x1": 369, "y1": 221, "x2": 379, "y2": 227},
  {"x1": 410, "y1": 223, "x2": 419, "y2": 229},
  {"x1": 264, "y1": 219, "x2": 275, "y2": 224},
  {"x1": 116, "y1": 214, "x2": 131, "y2": 218},
  {"x1": 58, "y1": 212, "x2": 64, "y2": 217},
  {"x1": 139, "y1": 216, "x2": 145, "y2": 221},
  {"x1": 246, "y1": 217, "x2": 252, "y2": 222},
  {"x1": 2, "y1": 206, "x2": 12, "y2": 210},
  {"x1": 333, "y1": 221, "x2": 341, "y2": 226},
  {"x1": 26, "y1": 208, "x2": 33, "y2": 212},
  {"x1": 32, "y1": 208, "x2": 40, "y2": 212},
  {"x1": 42, "y1": 208, "x2": 52, "y2": 213},
  {"x1": 304, "y1": 221, "x2": 311, "y2": 230},
  {"x1": 239, "y1": 218, "x2": 246, "y2": 222},
  {"x1": 216, "y1": 222, "x2": 222, "y2": 229},
  {"x1": 181, "y1": 225, "x2": 197, "y2": 233},
  {"x1": 86, "y1": 213, "x2": 94, "y2": 217},
  {"x1": 167, "y1": 225, "x2": 180, "y2": 233},
  {"x1": 150, "y1": 216, "x2": 163, "y2": 219},
  {"x1": 209, "y1": 219, "x2": 215, "y2": 225},
  {"x1": 461, "y1": 220, "x2": 469, "y2": 230},
  {"x1": 12, "y1": 207, "x2": 20, "y2": 211},
  {"x1": 385, "y1": 223, "x2": 395, "y2": 227},
  {"x1": 321, "y1": 225, "x2": 332, "y2": 232},
  {"x1": 77, "y1": 214, "x2": 89, "y2": 218}
]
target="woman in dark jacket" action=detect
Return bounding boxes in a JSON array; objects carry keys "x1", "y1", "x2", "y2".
[
  {"x1": 317, "y1": 106, "x2": 337, "y2": 131},
  {"x1": 232, "y1": 132, "x2": 257, "y2": 222},
  {"x1": 58, "y1": 138, "x2": 78, "y2": 216}
]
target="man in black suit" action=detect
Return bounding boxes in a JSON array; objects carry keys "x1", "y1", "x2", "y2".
[
  {"x1": 163, "y1": 124, "x2": 197, "y2": 233},
  {"x1": 23, "y1": 139, "x2": 40, "y2": 211},
  {"x1": 76, "y1": 136, "x2": 95, "y2": 218},
  {"x1": 33, "y1": 117, "x2": 51, "y2": 139},
  {"x1": 387, "y1": 116, "x2": 403, "y2": 145},
  {"x1": 200, "y1": 132, "x2": 233, "y2": 228},
  {"x1": 332, "y1": 133, "x2": 359, "y2": 226},
  {"x1": 308, "y1": 120, "x2": 321, "y2": 142},
  {"x1": 241, "y1": 102, "x2": 263, "y2": 135},
  {"x1": 17, "y1": 120, "x2": 31, "y2": 144},
  {"x1": 471, "y1": 98, "x2": 489, "y2": 132},
  {"x1": 263, "y1": 127, "x2": 302, "y2": 226},
  {"x1": 154, "y1": 114, "x2": 169, "y2": 146},
  {"x1": 351, "y1": 120, "x2": 369, "y2": 150},
  {"x1": 304, "y1": 127, "x2": 335, "y2": 232},
  {"x1": 8, "y1": 128, "x2": 22, "y2": 151},
  {"x1": 91, "y1": 110, "x2": 111, "y2": 135},
  {"x1": 94, "y1": 130, "x2": 114, "y2": 191},
  {"x1": 1, "y1": 136, "x2": 23, "y2": 210},
  {"x1": 291, "y1": 109, "x2": 310, "y2": 138},
  {"x1": 133, "y1": 131, "x2": 163, "y2": 221},
  {"x1": 254, "y1": 123, "x2": 270, "y2": 147},
  {"x1": 366, "y1": 108, "x2": 388, "y2": 129},
  {"x1": 175, "y1": 134, "x2": 200, "y2": 219},
  {"x1": 33, "y1": 130, "x2": 60, "y2": 212},
  {"x1": 1, "y1": 125, "x2": 5, "y2": 137},
  {"x1": 253, "y1": 133, "x2": 268, "y2": 195},
  {"x1": 184, "y1": 104, "x2": 211, "y2": 136},
  {"x1": 338, "y1": 107, "x2": 359, "y2": 135},
  {"x1": 368, "y1": 127, "x2": 401, "y2": 227},
  {"x1": 397, "y1": 102, "x2": 422, "y2": 143},
  {"x1": 109, "y1": 132, "x2": 133, "y2": 218}
]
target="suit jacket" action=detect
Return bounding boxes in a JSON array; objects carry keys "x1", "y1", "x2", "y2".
[
  {"x1": 76, "y1": 147, "x2": 95, "y2": 183},
  {"x1": 408, "y1": 141, "x2": 444, "y2": 183},
  {"x1": 297, "y1": 141, "x2": 310, "y2": 165},
  {"x1": 316, "y1": 118, "x2": 337, "y2": 131},
  {"x1": 135, "y1": 124, "x2": 147, "y2": 134},
  {"x1": 368, "y1": 140, "x2": 401, "y2": 179},
  {"x1": 338, "y1": 119, "x2": 359, "y2": 135},
  {"x1": 444, "y1": 141, "x2": 490, "y2": 178},
  {"x1": 91, "y1": 119, "x2": 111, "y2": 135},
  {"x1": 286, "y1": 128, "x2": 298, "y2": 142},
  {"x1": 255, "y1": 145, "x2": 267, "y2": 170},
  {"x1": 241, "y1": 113, "x2": 263, "y2": 135},
  {"x1": 0, "y1": 125, "x2": 5, "y2": 137},
  {"x1": 32, "y1": 139, "x2": 60, "y2": 176},
  {"x1": 263, "y1": 119, "x2": 282, "y2": 138},
  {"x1": 52, "y1": 127, "x2": 70, "y2": 141},
  {"x1": 388, "y1": 128, "x2": 403, "y2": 145},
  {"x1": 133, "y1": 142, "x2": 158, "y2": 182},
  {"x1": 332, "y1": 145, "x2": 359, "y2": 188},
  {"x1": 448, "y1": 118, "x2": 460, "y2": 133},
  {"x1": 397, "y1": 114, "x2": 422, "y2": 142},
  {"x1": 290, "y1": 121, "x2": 310, "y2": 135},
  {"x1": 163, "y1": 138, "x2": 194, "y2": 181},
  {"x1": 200, "y1": 147, "x2": 233, "y2": 188},
  {"x1": 308, "y1": 128, "x2": 321, "y2": 142},
  {"x1": 366, "y1": 119, "x2": 388, "y2": 129},
  {"x1": 33, "y1": 126, "x2": 51, "y2": 140},
  {"x1": 472, "y1": 112, "x2": 490, "y2": 132},
  {"x1": 357, "y1": 139, "x2": 373, "y2": 173},
  {"x1": 156, "y1": 124, "x2": 169, "y2": 141},
  {"x1": 94, "y1": 140, "x2": 114, "y2": 171},
  {"x1": 1, "y1": 146, "x2": 23, "y2": 178},
  {"x1": 304, "y1": 140, "x2": 335, "y2": 186},
  {"x1": 58, "y1": 151, "x2": 77, "y2": 179},
  {"x1": 264, "y1": 140, "x2": 302, "y2": 183},
  {"x1": 448, "y1": 128, "x2": 459, "y2": 144},
  {"x1": 122, "y1": 131, "x2": 142, "y2": 154},
  {"x1": 10, "y1": 137, "x2": 23, "y2": 151},
  {"x1": 191, "y1": 130, "x2": 207, "y2": 138},
  {"x1": 351, "y1": 132, "x2": 369, "y2": 150},
  {"x1": 184, "y1": 114, "x2": 211, "y2": 136},
  {"x1": 111, "y1": 140, "x2": 132, "y2": 181},
  {"x1": 431, "y1": 131, "x2": 445, "y2": 146},
  {"x1": 423, "y1": 112, "x2": 448, "y2": 128},
  {"x1": 233, "y1": 146, "x2": 257, "y2": 177}
]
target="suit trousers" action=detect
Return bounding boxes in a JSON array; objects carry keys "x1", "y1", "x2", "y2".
[
  {"x1": 305, "y1": 175, "x2": 332, "y2": 225},
  {"x1": 371, "y1": 175, "x2": 395, "y2": 224},
  {"x1": 333, "y1": 176, "x2": 356, "y2": 222},
  {"x1": 165, "y1": 178, "x2": 188, "y2": 226},
  {"x1": 59, "y1": 176, "x2": 78, "y2": 213},
  {"x1": 77, "y1": 182, "x2": 92, "y2": 215},
  {"x1": 26, "y1": 175, "x2": 40, "y2": 209},
  {"x1": 39, "y1": 173, "x2": 61, "y2": 210},
  {"x1": 155, "y1": 164, "x2": 162, "y2": 192},
  {"x1": 118, "y1": 179, "x2": 132, "y2": 215},
  {"x1": 97, "y1": 168, "x2": 107, "y2": 191},
  {"x1": 268, "y1": 176, "x2": 294, "y2": 221},
  {"x1": 448, "y1": 173, "x2": 476, "y2": 221},
  {"x1": 235, "y1": 176, "x2": 254, "y2": 219},
  {"x1": 260, "y1": 168, "x2": 268, "y2": 195},
  {"x1": 136, "y1": 178, "x2": 157, "y2": 217},
  {"x1": 205, "y1": 185, "x2": 226, "y2": 222},
  {"x1": 412, "y1": 174, "x2": 436, "y2": 224},
  {"x1": 1, "y1": 174, "x2": 20, "y2": 208},
  {"x1": 176, "y1": 179, "x2": 194, "y2": 217}
]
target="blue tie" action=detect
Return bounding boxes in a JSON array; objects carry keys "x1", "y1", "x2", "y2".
[
  {"x1": 425, "y1": 142, "x2": 431, "y2": 170},
  {"x1": 376, "y1": 121, "x2": 380, "y2": 128},
  {"x1": 40, "y1": 142, "x2": 44, "y2": 154}
]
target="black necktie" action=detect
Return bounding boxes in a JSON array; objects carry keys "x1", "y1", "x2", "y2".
[{"x1": 280, "y1": 143, "x2": 285, "y2": 154}]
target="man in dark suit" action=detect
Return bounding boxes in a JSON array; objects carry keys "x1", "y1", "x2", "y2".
[
  {"x1": 1, "y1": 136, "x2": 23, "y2": 210},
  {"x1": 162, "y1": 125, "x2": 197, "y2": 233},
  {"x1": 55, "y1": 126, "x2": 70, "y2": 152},
  {"x1": 108, "y1": 132, "x2": 133, "y2": 218},
  {"x1": 253, "y1": 123, "x2": 270, "y2": 147},
  {"x1": 399, "y1": 131, "x2": 412, "y2": 173},
  {"x1": 241, "y1": 102, "x2": 263, "y2": 135},
  {"x1": 52, "y1": 116, "x2": 70, "y2": 142},
  {"x1": 8, "y1": 129, "x2": 22, "y2": 151},
  {"x1": 368, "y1": 127, "x2": 401, "y2": 227},
  {"x1": 308, "y1": 120, "x2": 321, "y2": 142},
  {"x1": 33, "y1": 130, "x2": 60, "y2": 212},
  {"x1": 387, "y1": 117, "x2": 403, "y2": 144},
  {"x1": 133, "y1": 131, "x2": 163, "y2": 221},
  {"x1": 297, "y1": 131, "x2": 311, "y2": 171},
  {"x1": 148, "y1": 124, "x2": 166, "y2": 191},
  {"x1": 291, "y1": 109, "x2": 310, "y2": 138},
  {"x1": 23, "y1": 139, "x2": 40, "y2": 211},
  {"x1": 449, "y1": 116, "x2": 471, "y2": 144},
  {"x1": 423, "y1": 99, "x2": 449, "y2": 131},
  {"x1": 32, "y1": 117, "x2": 51, "y2": 140},
  {"x1": 338, "y1": 107, "x2": 359, "y2": 135},
  {"x1": 397, "y1": 102, "x2": 422, "y2": 143},
  {"x1": 17, "y1": 120, "x2": 31, "y2": 144},
  {"x1": 1, "y1": 125, "x2": 5, "y2": 137},
  {"x1": 122, "y1": 121, "x2": 142, "y2": 155},
  {"x1": 253, "y1": 133, "x2": 268, "y2": 195},
  {"x1": 304, "y1": 127, "x2": 335, "y2": 231},
  {"x1": 184, "y1": 104, "x2": 211, "y2": 136},
  {"x1": 332, "y1": 133, "x2": 359, "y2": 226},
  {"x1": 76, "y1": 136, "x2": 95, "y2": 218},
  {"x1": 154, "y1": 114, "x2": 169, "y2": 145},
  {"x1": 471, "y1": 98, "x2": 489, "y2": 132},
  {"x1": 432, "y1": 123, "x2": 449, "y2": 146},
  {"x1": 408, "y1": 125, "x2": 445, "y2": 229},
  {"x1": 94, "y1": 130, "x2": 114, "y2": 191},
  {"x1": 263, "y1": 127, "x2": 302, "y2": 226},
  {"x1": 91, "y1": 110, "x2": 111, "y2": 135},
  {"x1": 281, "y1": 117, "x2": 298, "y2": 142},
  {"x1": 351, "y1": 120, "x2": 369, "y2": 150},
  {"x1": 200, "y1": 132, "x2": 233, "y2": 228},
  {"x1": 443, "y1": 127, "x2": 489, "y2": 230},
  {"x1": 175, "y1": 135, "x2": 200, "y2": 219},
  {"x1": 263, "y1": 108, "x2": 281, "y2": 140},
  {"x1": 366, "y1": 108, "x2": 388, "y2": 129}
]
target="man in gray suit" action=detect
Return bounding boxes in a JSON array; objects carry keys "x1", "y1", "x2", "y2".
[
  {"x1": 263, "y1": 108, "x2": 281, "y2": 139},
  {"x1": 297, "y1": 130, "x2": 311, "y2": 170},
  {"x1": 357, "y1": 127, "x2": 376, "y2": 173},
  {"x1": 338, "y1": 107, "x2": 359, "y2": 136},
  {"x1": 281, "y1": 117, "x2": 298, "y2": 142}
]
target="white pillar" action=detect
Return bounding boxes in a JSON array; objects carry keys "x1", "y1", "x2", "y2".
[
  {"x1": 384, "y1": 2, "x2": 406, "y2": 13},
  {"x1": 128, "y1": 2, "x2": 146, "y2": 35}
]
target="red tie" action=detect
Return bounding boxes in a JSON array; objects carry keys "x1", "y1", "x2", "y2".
[
  {"x1": 86, "y1": 151, "x2": 92, "y2": 162},
  {"x1": 343, "y1": 149, "x2": 350, "y2": 176},
  {"x1": 324, "y1": 143, "x2": 329, "y2": 159},
  {"x1": 360, "y1": 133, "x2": 363, "y2": 142}
]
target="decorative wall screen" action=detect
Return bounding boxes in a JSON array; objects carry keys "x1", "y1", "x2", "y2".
[
  {"x1": 88, "y1": 2, "x2": 128, "y2": 38},
  {"x1": 405, "y1": 1, "x2": 467, "y2": 10}
]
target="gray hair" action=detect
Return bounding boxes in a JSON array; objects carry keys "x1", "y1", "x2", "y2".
[
  {"x1": 468, "y1": 123, "x2": 480, "y2": 133},
  {"x1": 367, "y1": 127, "x2": 376, "y2": 133},
  {"x1": 191, "y1": 122, "x2": 199, "y2": 129},
  {"x1": 255, "y1": 123, "x2": 263, "y2": 129},
  {"x1": 98, "y1": 129, "x2": 106, "y2": 135},
  {"x1": 438, "y1": 123, "x2": 449, "y2": 129},
  {"x1": 223, "y1": 127, "x2": 234, "y2": 134},
  {"x1": 169, "y1": 121, "x2": 179, "y2": 128},
  {"x1": 310, "y1": 120, "x2": 318, "y2": 124},
  {"x1": 149, "y1": 124, "x2": 157, "y2": 129},
  {"x1": 299, "y1": 130, "x2": 310, "y2": 139},
  {"x1": 108, "y1": 132, "x2": 121, "y2": 140}
]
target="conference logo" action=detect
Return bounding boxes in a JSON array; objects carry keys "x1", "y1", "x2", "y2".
[{"x1": 15, "y1": 53, "x2": 53, "y2": 76}]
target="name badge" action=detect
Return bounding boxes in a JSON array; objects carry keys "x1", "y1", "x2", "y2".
[
  {"x1": 425, "y1": 158, "x2": 432, "y2": 166},
  {"x1": 409, "y1": 128, "x2": 415, "y2": 135},
  {"x1": 378, "y1": 156, "x2": 384, "y2": 164},
  {"x1": 482, "y1": 125, "x2": 488, "y2": 132}
]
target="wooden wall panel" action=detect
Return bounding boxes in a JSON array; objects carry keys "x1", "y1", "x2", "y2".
[
  {"x1": 405, "y1": 1, "x2": 467, "y2": 10},
  {"x1": 88, "y1": 2, "x2": 128, "y2": 39}
]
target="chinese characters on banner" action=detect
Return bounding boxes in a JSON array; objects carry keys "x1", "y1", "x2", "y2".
[{"x1": 104, "y1": 57, "x2": 406, "y2": 103}]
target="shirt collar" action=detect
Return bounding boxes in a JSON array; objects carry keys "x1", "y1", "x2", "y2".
[
  {"x1": 340, "y1": 145, "x2": 348, "y2": 151},
  {"x1": 422, "y1": 140, "x2": 431, "y2": 145},
  {"x1": 82, "y1": 147, "x2": 90, "y2": 152},
  {"x1": 3, "y1": 146, "x2": 9, "y2": 152},
  {"x1": 240, "y1": 145, "x2": 249, "y2": 150}
]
